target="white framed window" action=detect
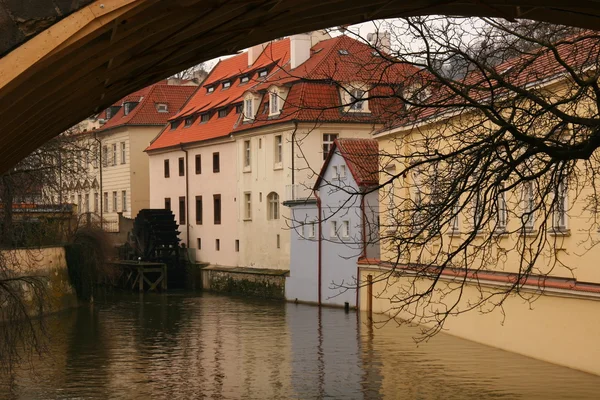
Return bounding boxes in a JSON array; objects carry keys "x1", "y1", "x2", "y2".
[
  {"x1": 240, "y1": 75, "x2": 249, "y2": 84},
  {"x1": 112, "y1": 191, "x2": 117, "y2": 212},
  {"x1": 207, "y1": 86, "x2": 215, "y2": 93},
  {"x1": 330, "y1": 220, "x2": 338, "y2": 238},
  {"x1": 341, "y1": 220, "x2": 350, "y2": 238},
  {"x1": 339, "y1": 164, "x2": 347, "y2": 179},
  {"x1": 120, "y1": 142, "x2": 126, "y2": 164},
  {"x1": 274, "y1": 135, "x2": 282, "y2": 164},
  {"x1": 270, "y1": 91, "x2": 279, "y2": 115},
  {"x1": 103, "y1": 192, "x2": 108, "y2": 212},
  {"x1": 497, "y1": 183, "x2": 507, "y2": 231},
  {"x1": 122, "y1": 190, "x2": 127, "y2": 212},
  {"x1": 112, "y1": 143, "x2": 117, "y2": 166},
  {"x1": 157, "y1": 103, "x2": 168, "y2": 113},
  {"x1": 244, "y1": 98, "x2": 254, "y2": 120},
  {"x1": 553, "y1": 181, "x2": 568, "y2": 231},
  {"x1": 222, "y1": 80, "x2": 231, "y2": 89},
  {"x1": 94, "y1": 192, "x2": 99, "y2": 213},
  {"x1": 333, "y1": 165, "x2": 339, "y2": 179},
  {"x1": 349, "y1": 89, "x2": 366, "y2": 111},
  {"x1": 323, "y1": 133, "x2": 338, "y2": 160},
  {"x1": 412, "y1": 170, "x2": 424, "y2": 230},
  {"x1": 244, "y1": 192, "x2": 252, "y2": 220},
  {"x1": 267, "y1": 192, "x2": 280, "y2": 220},
  {"x1": 450, "y1": 202, "x2": 460, "y2": 232},
  {"x1": 258, "y1": 69, "x2": 268, "y2": 78},
  {"x1": 102, "y1": 145, "x2": 108, "y2": 167},
  {"x1": 85, "y1": 194, "x2": 90, "y2": 213},
  {"x1": 308, "y1": 222, "x2": 316, "y2": 238},
  {"x1": 244, "y1": 140, "x2": 251, "y2": 168},
  {"x1": 523, "y1": 182, "x2": 535, "y2": 231}
]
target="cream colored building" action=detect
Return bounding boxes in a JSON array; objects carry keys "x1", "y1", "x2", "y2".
[
  {"x1": 359, "y1": 38, "x2": 600, "y2": 375},
  {"x1": 64, "y1": 81, "x2": 196, "y2": 228}
]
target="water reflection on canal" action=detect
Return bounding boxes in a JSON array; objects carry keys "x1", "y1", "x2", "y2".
[{"x1": 2, "y1": 292, "x2": 600, "y2": 399}]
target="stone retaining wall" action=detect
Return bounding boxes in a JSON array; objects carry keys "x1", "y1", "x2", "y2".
[{"x1": 201, "y1": 266, "x2": 288, "y2": 299}]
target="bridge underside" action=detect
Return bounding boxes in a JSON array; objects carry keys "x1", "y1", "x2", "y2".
[{"x1": 1, "y1": 0, "x2": 600, "y2": 172}]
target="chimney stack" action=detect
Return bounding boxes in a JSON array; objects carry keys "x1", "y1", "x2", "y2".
[
  {"x1": 290, "y1": 33, "x2": 311, "y2": 69},
  {"x1": 367, "y1": 31, "x2": 391, "y2": 54},
  {"x1": 248, "y1": 42, "x2": 267, "y2": 66}
]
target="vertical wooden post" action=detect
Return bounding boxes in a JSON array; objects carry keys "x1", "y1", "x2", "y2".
[
  {"x1": 162, "y1": 263, "x2": 167, "y2": 291},
  {"x1": 367, "y1": 274, "x2": 373, "y2": 321},
  {"x1": 138, "y1": 267, "x2": 144, "y2": 293}
]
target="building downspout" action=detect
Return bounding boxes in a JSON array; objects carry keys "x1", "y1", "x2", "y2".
[
  {"x1": 314, "y1": 189, "x2": 322, "y2": 305},
  {"x1": 180, "y1": 143, "x2": 189, "y2": 246},
  {"x1": 291, "y1": 121, "x2": 298, "y2": 185},
  {"x1": 358, "y1": 192, "x2": 367, "y2": 308},
  {"x1": 94, "y1": 132, "x2": 103, "y2": 222}
]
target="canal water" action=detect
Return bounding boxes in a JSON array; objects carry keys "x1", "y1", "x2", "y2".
[{"x1": 2, "y1": 292, "x2": 600, "y2": 399}]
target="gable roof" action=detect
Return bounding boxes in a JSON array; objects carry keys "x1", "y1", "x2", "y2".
[
  {"x1": 314, "y1": 138, "x2": 379, "y2": 191},
  {"x1": 95, "y1": 81, "x2": 197, "y2": 132},
  {"x1": 146, "y1": 35, "x2": 418, "y2": 152}
]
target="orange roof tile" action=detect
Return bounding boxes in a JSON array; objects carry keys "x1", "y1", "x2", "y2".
[
  {"x1": 95, "y1": 81, "x2": 196, "y2": 132},
  {"x1": 147, "y1": 35, "x2": 418, "y2": 151}
]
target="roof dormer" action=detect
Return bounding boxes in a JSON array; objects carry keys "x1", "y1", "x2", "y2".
[
  {"x1": 340, "y1": 83, "x2": 371, "y2": 113},
  {"x1": 243, "y1": 92, "x2": 260, "y2": 121},
  {"x1": 267, "y1": 85, "x2": 289, "y2": 117}
]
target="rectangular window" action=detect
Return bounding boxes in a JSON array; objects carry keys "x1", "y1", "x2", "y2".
[
  {"x1": 323, "y1": 133, "x2": 338, "y2": 160},
  {"x1": 276, "y1": 234, "x2": 280, "y2": 249},
  {"x1": 195, "y1": 154, "x2": 201, "y2": 174},
  {"x1": 213, "y1": 152, "x2": 220, "y2": 173},
  {"x1": 179, "y1": 157, "x2": 185, "y2": 176},
  {"x1": 244, "y1": 192, "x2": 252, "y2": 220},
  {"x1": 195, "y1": 196, "x2": 203, "y2": 225},
  {"x1": 235, "y1": 240, "x2": 240, "y2": 252},
  {"x1": 157, "y1": 103, "x2": 168, "y2": 113},
  {"x1": 165, "y1": 197, "x2": 171, "y2": 211},
  {"x1": 200, "y1": 113, "x2": 209, "y2": 123},
  {"x1": 274, "y1": 135, "x2": 282, "y2": 164},
  {"x1": 524, "y1": 182, "x2": 535, "y2": 231},
  {"x1": 553, "y1": 181, "x2": 568, "y2": 231},
  {"x1": 77, "y1": 195, "x2": 82, "y2": 213},
  {"x1": 218, "y1": 108, "x2": 228, "y2": 118},
  {"x1": 94, "y1": 192, "x2": 99, "y2": 213},
  {"x1": 308, "y1": 222, "x2": 316, "y2": 238},
  {"x1": 184, "y1": 116, "x2": 194, "y2": 127},
  {"x1": 497, "y1": 184, "x2": 507, "y2": 231},
  {"x1": 207, "y1": 86, "x2": 214, "y2": 94},
  {"x1": 213, "y1": 194, "x2": 221, "y2": 224},
  {"x1": 270, "y1": 92, "x2": 279, "y2": 114},
  {"x1": 350, "y1": 89, "x2": 366, "y2": 111},
  {"x1": 235, "y1": 104, "x2": 243, "y2": 114},
  {"x1": 244, "y1": 98, "x2": 253, "y2": 119},
  {"x1": 215, "y1": 239, "x2": 220, "y2": 251},
  {"x1": 258, "y1": 69, "x2": 268, "y2": 78},
  {"x1": 179, "y1": 196, "x2": 186, "y2": 225},
  {"x1": 102, "y1": 145, "x2": 108, "y2": 167},
  {"x1": 340, "y1": 164, "x2": 347, "y2": 179},
  {"x1": 104, "y1": 192, "x2": 108, "y2": 212},
  {"x1": 222, "y1": 81, "x2": 231, "y2": 89},
  {"x1": 122, "y1": 190, "x2": 127, "y2": 212},
  {"x1": 341, "y1": 220, "x2": 349, "y2": 238},
  {"x1": 84, "y1": 193, "x2": 90, "y2": 213},
  {"x1": 120, "y1": 142, "x2": 126, "y2": 164},
  {"x1": 333, "y1": 165, "x2": 339, "y2": 178},
  {"x1": 330, "y1": 220, "x2": 338, "y2": 238},
  {"x1": 112, "y1": 191, "x2": 117, "y2": 212},
  {"x1": 164, "y1": 159, "x2": 170, "y2": 178},
  {"x1": 240, "y1": 76, "x2": 249, "y2": 84},
  {"x1": 197, "y1": 238, "x2": 202, "y2": 250},
  {"x1": 451, "y1": 202, "x2": 460, "y2": 232},
  {"x1": 244, "y1": 140, "x2": 251, "y2": 168},
  {"x1": 112, "y1": 143, "x2": 117, "y2": 166}
]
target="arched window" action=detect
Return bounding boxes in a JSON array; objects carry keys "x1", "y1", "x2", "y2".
[{"x1": 267, "y1": 192, "x2": 280, "y2": 220}]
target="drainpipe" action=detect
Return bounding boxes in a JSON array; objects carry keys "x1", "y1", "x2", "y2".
[
  {"x1": 180, "y1": 143, "x2": 190, "y2": 246},
  {"x1": 314, "y1": 189, "x2": 322, "y2": 305},
  {"x1": 291, "y1": 121, "x2": 298, "y2": 185},
  {"x1": 94, "y1": 132, "x2": 103, "y2": 222},
  {"x1": 357, "y1": 192, "x2": 368, "y2": 308}
]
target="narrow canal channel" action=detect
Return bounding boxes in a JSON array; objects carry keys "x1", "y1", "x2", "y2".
[{"x1": 2, "y1": 292, "x2": 600, "y2": 399}]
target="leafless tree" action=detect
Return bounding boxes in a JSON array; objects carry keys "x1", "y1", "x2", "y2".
[{"x1": 285, "y1": 18, "x2": 600, "y2": 337}]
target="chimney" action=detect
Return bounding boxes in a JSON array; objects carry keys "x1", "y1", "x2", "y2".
[
  {"x1": 290, "y1": 33, "x2": 311, "y2": 69},
  {"x1": 248, "y1": 42, "x2": 267, "y2": 66},
  {"x1": 367, "y1": 31, "x2": 391, "y2": 54}
]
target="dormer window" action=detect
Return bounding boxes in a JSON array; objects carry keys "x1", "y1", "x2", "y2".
[
  {"x1": 222, "y1": 81, "x2": 231, "y2": 89},
  {"x1": 258, "y1": 69, "x2": 268, "y2": 78},
  {"x1": 338, "y1": 49, "x2": 349, "y2": 55},
  {"x1": 244, "y1": 97, "x2": 254, "y2": 120},
  {"x1": 270, "y1": 91, "x2": 279, "y2": 115},
  {"x1": 240, "y1": 75, "x2": 249, "y2": 84},
  {"x1": 218, "y1": 108, "x2": 228, "y2": 118},
  {"x1": 157, "y1": 103, "x2": 168, "y2": 113},
  {"x1": 206, "y1": 86, "x2": 215, "y2": 94},
  {"x1": 170, "y1": 120, "x2": 181, "y2": 130},
  {"x1": 123, "y1": 102, "x2": 138, "y2": 116},
  {"x1": 350, "y1": 89, "x2": 365, "y2": 111},
  {"x1": 200, "y1": 113, "x2": 209, "y2": 123},
  {"x1": 106, "y1": 108, "x2": 112, "y2": 119},
  {"x1": 184, "y1": 116, "x2": 195, "y2": 127},
  {"x1": 235, "y1": 104, "x2": 243, "y2": 114}
]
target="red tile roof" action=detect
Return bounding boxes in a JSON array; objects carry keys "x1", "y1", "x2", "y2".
[
  {"x1": 147, "y1": 35, "x2": 419, "y2": 151},
  {"x1": 314, "y1": 138, "x2": 379, "y2": 190},
  {"x1": 95, "y1": 81, "x2": 197, "y2": 132}
]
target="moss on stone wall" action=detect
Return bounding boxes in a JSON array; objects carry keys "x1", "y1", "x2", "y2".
[{"x1": 208, "y1": 270, "x2": 285, "y2": 299}]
